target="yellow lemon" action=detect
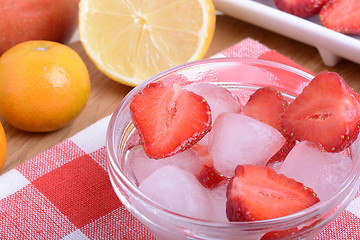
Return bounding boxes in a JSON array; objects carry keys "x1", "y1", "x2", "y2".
[{"x1": 79, "y1": 0, "x2": 216, "y2": 86}]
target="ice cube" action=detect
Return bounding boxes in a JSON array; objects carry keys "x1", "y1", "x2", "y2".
[
  {"x1": 125, "y1": 145, "x2": 202, "y2": 185},
  {"x1": 139, "y1": 165, "x2": 213, "y2": 220},
  {"x1": 267, "y1": 160, "x2": 284, "y2": 173},
  {"x1": 208, "y1": 113, "x2": 285, "y2": 176},
  {"x1": 207, "y1": 183, "x2": 228, "y2": 222},
  {"x1": 184, "y1": 82, "x2": 242, "y2": 121},
  {"x1": 184, "y1": 83, "x2": 242, "y2": 146},
  {"x1": 278, "y1": 141, "x2": 353, "y2": 200}
]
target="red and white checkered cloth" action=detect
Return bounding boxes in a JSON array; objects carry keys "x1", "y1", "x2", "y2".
[{"x1": 1, "y1": 38, "x2": 359, "y2": 239}]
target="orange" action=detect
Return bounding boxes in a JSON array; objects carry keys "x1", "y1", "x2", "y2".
[
  {"x1": 78, "y1": 0, "x2": 216, "y2": 86},
  {"x1": 0, "y1": 40, "x2": 91, "y2": 132},
  {"x1": 0, "y1": 121, "x2": 6, "y2": 170}
]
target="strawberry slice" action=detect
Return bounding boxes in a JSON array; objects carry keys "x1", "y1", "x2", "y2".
[
  {"x1": 242, "y1": 87, "x2": 289, "y2": 133},
  {"x1": 130, "y1": 81, "x2": 211, "y2": 159},
  {"x1": 274, "y1": 0, "x2": 328, "y2": 18},
  {"x1": 242, "y1": 87, "x2": 295, "y2": 163},
  {"x1": 267, "y1": 139, "x2": 296, "y2": 164},
  {"x1": 260, "y1": 227, "x2": 298, "y2": 240},
  {"x1": 192, "y1": 143, "x2": 214, "y2": 167},
  {"x1": 226, "y1": 165, "x2": 319, "y2": 221},
  {"x1": 281, "y1": 71, "x2": 360, "y2": 153},
  {"x1": 261, "y1": 220, "x2": 320, "y2": 239},
  {"x1": 320, "y1": 0, "x2": 360, "y2": 35},
  {"x1": 192, "y1": 144, "x2": 228, "y2": 189},
  {"x1": 197, "y1": 164, "x2": 228, "y2": 189}
]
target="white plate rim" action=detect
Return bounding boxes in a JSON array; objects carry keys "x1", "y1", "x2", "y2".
[{"x1": 213, "y1": 0, "x2": 360, "y2": 66}]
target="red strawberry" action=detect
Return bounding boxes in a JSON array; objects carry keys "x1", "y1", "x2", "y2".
[
  {"x1": 192, "y1": 143, "x2": 214, "y2": 167},
  {"x1": 320, "y1": 0, "x2": 360, "y2": 35},
  {"x1": 192, "y1": 144, "x2": 228, "y2": 189},
  {"x1": 130, "y1": 82, "x2": 212, "y2": 159},
  {"x1": 267, "y1": 139, "x2": 296, "y2": 164},
  {"x1": 242, "y1": 87, "x2": 289, "y2": 133},
  {"x1": 226, "y1": 165, "x2": 319, "y2": 221},
  {"x1": 242, "y1": 87, "x2": 295, "y2": 163},
  {"x1": 274, "y1": 0, "x2": 329, "y2": 18},
  {"x1": 261, "y1": 227, "x2": 298, "y2": 240},
  {"x1": 281, "y1": 71, "x2": 360, "y2": 153},
  {"x1": 261, "y1": 220, "x2": 320, "y2": 239},
  {"x1": 197, "y1": 165, "x2": 228, "y2": 189}
]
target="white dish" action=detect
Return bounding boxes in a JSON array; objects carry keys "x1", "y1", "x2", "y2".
[{"x1": 213, "y1": 0, "x2": 360, "y2": 66}]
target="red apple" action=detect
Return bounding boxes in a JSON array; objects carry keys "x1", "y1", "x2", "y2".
[{"x1": 0, "y1": 0, "x2": 79, "y2": 55}]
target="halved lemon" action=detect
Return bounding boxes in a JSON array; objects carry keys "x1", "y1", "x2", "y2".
[{"x1": 79, "y1": 0, "x2": 216, "y2": 86}]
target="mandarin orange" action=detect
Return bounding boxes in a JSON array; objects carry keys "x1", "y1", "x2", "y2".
[
  {"x1": 0, "y1": 40, "x2": 90, "y2": 132},
  {"x1": 0, "y1": 121, "x2": 6, "y2": 170}
]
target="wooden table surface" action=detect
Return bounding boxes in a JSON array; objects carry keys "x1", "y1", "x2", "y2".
[{"x1": 1, "y1": 14, "x2": 360, "y2": 174}]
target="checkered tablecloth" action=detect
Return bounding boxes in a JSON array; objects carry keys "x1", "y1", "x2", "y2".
[{"x1": 1, "y1": 38, "x2": 359, "y2": 239}]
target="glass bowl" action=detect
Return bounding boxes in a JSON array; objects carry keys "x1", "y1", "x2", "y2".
[{"x1": 106, "y1": 58, "x2": 360, "y2": 240}]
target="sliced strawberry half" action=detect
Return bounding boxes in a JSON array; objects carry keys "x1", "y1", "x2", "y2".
[
  {"x1": 242, "y1": 87, "x2": 295, "y2": 163},
  {"x1": 192, "y1": 144, "x2": 228, "y2": 189},
  {"x1": 320, "y1": 0, "x2": 360, "y2": 35},
  {"x1": 281, "y1": 71, "x2": 360, "y2": 153},
  {"x1": 192, "y1": 143, "x2": 214, "y2": 167},
  {"x1": 261, "y1": 219, "x2": 320, "y2": 239},
  {"x1": 274, "y1": 0, "x2": 329, "y2": 18},
  {"x1": 130, "y1": 81, "x2": 212, "y2": 159},
  {"x1": 197, "y1": 164, "x2": 228, "y2": 189},
  {"x1": 242, "y1": 87, "x2": 289, "y2": 133},
  {"x1": 260, "y1": 227, "x2": 299, "y2": 240},
  {"x1": 267, "y1": 139, "x2": 296, "y2": 164},
  {"x1": 226, "y1": 165, "x2": 319, "y2": 221}
]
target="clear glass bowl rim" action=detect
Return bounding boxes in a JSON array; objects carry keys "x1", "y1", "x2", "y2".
[{"x1": 106, "y1": 57, "x2": 360, "y2": 229}]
